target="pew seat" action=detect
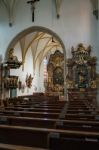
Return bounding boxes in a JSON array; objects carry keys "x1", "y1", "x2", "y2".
[
  {"x1": 0, "y1": 115, "x2": 57, "y2": 128},
  {"x1": 0, "y1": 110, "x2": 59, "y2": 119},
  {"x1": 0, "y1": 125, "x2": 99, "y2": 149}
]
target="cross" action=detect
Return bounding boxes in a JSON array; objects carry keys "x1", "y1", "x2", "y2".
[{"x1": 27, "y1": 0, "x2": 40, "y2": 22}]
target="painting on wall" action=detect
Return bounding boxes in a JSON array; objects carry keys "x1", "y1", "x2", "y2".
[{"x1": 53, "y1": 67, "x2": 64, "y2": 85}]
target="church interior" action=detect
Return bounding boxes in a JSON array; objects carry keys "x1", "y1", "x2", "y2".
[{"x1": 0, "y1": 0, "x2": 99, "y2": 149}]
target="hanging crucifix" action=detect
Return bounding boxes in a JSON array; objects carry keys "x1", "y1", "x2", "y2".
[{"x1": 27, "y1": 0, "x2": 40, "y2": 22}]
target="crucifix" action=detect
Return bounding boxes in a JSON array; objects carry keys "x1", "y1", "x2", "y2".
[{"x1": 27, "y1": 0, "x2": 40, "y2": 22}]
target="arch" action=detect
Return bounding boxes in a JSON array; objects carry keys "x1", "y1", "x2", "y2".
[
  {"x1": 6, "y1": 26, "x2": 67, "y2": 100},
  {"x1": 7, "y1": 26, "x2": 66, "y2": 55}
]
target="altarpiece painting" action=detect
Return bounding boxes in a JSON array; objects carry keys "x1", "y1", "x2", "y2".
[{"x1": 47, "y1": 50, "x2": 64, "y2": 95}]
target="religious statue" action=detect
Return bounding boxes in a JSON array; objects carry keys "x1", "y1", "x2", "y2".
[
  {"x1": 8, "y1": 48, "x2": 18, "y2": 62},
  {"x1": 67, "y1": 80, "x2": 74, "y2": 89},
  {"x1": 27, "y1": 0, "x2": 40, "y2": 22},
  {"x1": 25, "y1": 73, "x2": 33, "y2": 88},
  {"x1": 90, "y1": 80, "x2": 96, "y2": 88}
]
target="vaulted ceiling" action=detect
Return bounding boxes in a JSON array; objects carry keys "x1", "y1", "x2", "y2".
[{"x1": 15, "y1": 31, "x2": 62, "y2": 70}]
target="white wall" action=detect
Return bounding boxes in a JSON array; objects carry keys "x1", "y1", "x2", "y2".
[
  {"x1": 0, "y1": 0, "x2": 97, "y2": 56},
  {"x1": 0, "y1": 0, "x2": 98, "y2": 96}
]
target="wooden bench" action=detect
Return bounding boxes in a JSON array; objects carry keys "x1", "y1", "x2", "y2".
[
  {"x1": 56, "y1": 119, "x2": 99, "y2": 132},
  {"x1": 67, "y1": 110, "x2": 93, "y2": 114},
  {"x1": 65, "y1": 113, "x2": 95, "y2": 120},
  {"x1": 1, "y1": 114, "x2": 99, "y2": 131},
  {"x1": 5, "y1": 107, "x2": 61, "y2": 113},
  {"x1": 0, "y1": 124, "x2": 99, "y2": 149},
  {"x1": 0, "y1": 125, "x2": 53, "y2": 148},
  {"x1": 17, "y1": 105, "x2": 63, "y2": 109},
  {"x1": 48, "y1": 129, "x2": 99, "y2": 150},
  {"x1": 0, "y1": 110, "x2": 60, "y2": 119},
  {"x1": 67, "y1": 107, "x2": 90, "y2": 110},
  {"x1": 0, "y1": 115, "x2": 57, "y2": 128}
]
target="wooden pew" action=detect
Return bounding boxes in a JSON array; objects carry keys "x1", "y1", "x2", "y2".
[
  {"x1": 5, "y1": 107, "x2": 61, "y2": 113},
  {"x1": 1, "y1": 113, "x2": 99, "y2": 132},
  {"x1": 65, "y1": 113, "x2": 95, "y2": 120},
  {"x1": 48, "y1": 129, "x2": 99, "y2": 150},
  {"x1": 0, "y1": 110, "x2": 60, "y2": 119},
  {"x1": 1, "y1": 115, "x2": 99, "y2": 132},
  {"x1": 0, "y1": 97, "x2": 99, "y2": 149},
  {"x1": 56, "y1": 119, "x2": 99, "y2": 132},
  {"x1": 0, "y1": 125, "x2": 49, "y2": 148},
  {"x1": 0, "y1": 124, "x2": 99, "y2": 149},
  {"x1": 13, "y1": 105, "x2": 64, "y2": 109},
  {"x1": 0, "y1": 115, "x2": 57, "y2": 128},
  {"x1": 8, "y1": 95, "x2": 59, "y2": 104},
  {"x1": 67, "y1": 110, "x2": 93, "y2": 114},
  {"x1": 67, "y1": 107, "x2": 90, "y2": 110}
]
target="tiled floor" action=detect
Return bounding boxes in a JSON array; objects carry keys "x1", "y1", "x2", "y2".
[{"x1": 0, "y1": 143, "x2": 48, "y2": 150}]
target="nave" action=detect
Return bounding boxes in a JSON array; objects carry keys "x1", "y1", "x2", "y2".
[
  {"x1": 0, "y1": 0, "x2": 99, "y2": 149},
  {"x1": 0, "y1": 94, "x2": 99, "y2": 150}
]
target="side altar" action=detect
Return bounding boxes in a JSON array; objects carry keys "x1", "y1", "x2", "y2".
[
  {"x1": 66, "y1": 44, "x2": 97, "y2": 103},
  {"x1": 45, "y1": 50, "x2": 64, "y2": 96}
]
